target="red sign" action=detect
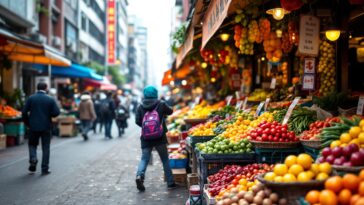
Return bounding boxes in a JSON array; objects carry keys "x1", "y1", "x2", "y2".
[{"x1": 107, "y1": 0, "x2": 116, "y2": 64}]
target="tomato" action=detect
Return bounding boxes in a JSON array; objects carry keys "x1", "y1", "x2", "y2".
[
  {"x1": 270, "y1": 128, "x2": 276, "y2": 133},
  {"x1": 282, "y1": 133, "x2": 287, "y2": 138},
  {"x1": 281, "y1": 127, "x2": 287, "y2": 132},
  {"x1": 273, "y1": 137, "x2": 278, "y2": 141}
]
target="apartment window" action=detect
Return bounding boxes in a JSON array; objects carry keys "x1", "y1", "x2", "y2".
[
  {"x1": 81, "y1": 12, "x2": 87, "y2": 31},
  {"x1": 89, "y1": 48, "x2": 105, "y2": 65},
  {"x1": 88, "y1": 20, "x2": 104, "y2": 44},
  {"x1": 90, "y1": 0, "x2": 104, "y2": 21}
]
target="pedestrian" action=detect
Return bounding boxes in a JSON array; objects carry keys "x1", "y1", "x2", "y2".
[
  {"x1": 78, "y1": 92, "x2": 96, "y2": 141},
  {"x1": 135, "y1": 85, "x2": 177, "y2": 191},
  {"x1": 22, "y1": 82, "x2": 60, "y2": 175},
  {"x1": 100, "y1": 92, "x2": 116, "y2": 139},
  {"x1": 92, "y1": 93, "x2": 103, "y2": 133}
]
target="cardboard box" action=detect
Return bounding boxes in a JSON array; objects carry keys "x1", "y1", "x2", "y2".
[
  {"x1": 59, "y1": 124, "x2": 74, "y2": 137},
  {"x1": 187, "y1": 173, "x2": 199, "y2": 189},
  {"x1": 0, "y1": 134, "x2": 6, "y2": 150},
  {"x1": 172, "y1": 168, "x2": 187, "y2": 185}
]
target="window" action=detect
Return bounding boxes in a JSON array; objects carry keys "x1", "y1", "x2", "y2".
[
  {"x1": 81, "y1": 12, "x2": 87, "y2": 31},
  {"x1": 90, "y1": 0, "x2": 104, "y2": 21},
  {"x1": 88, "y1": 20, "x2": 104, "y2": 44},
  {"x1": 89, "y1": 48, "x2": 105, "y2": 65}
]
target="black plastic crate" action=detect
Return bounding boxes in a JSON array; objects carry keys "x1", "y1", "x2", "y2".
[
  {"x1": 187, "y1": 136, "x2": 216, "y2": 149},
  {"x1": 255, "y1": 147, "x2": 301, "y2": 164},
  {"x1": 303, "y1": 145, "x2": 320, "y2": 160}
]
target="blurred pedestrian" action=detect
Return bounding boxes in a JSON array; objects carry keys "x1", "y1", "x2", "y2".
[
  {"x1": 135, "y1": 85, "x2": 177, "y2": 191},
  {"x1": 22, "y1": 82, "x2": 60, "y2": 175},
  {"x1": 92, "y1": 93, "x2": 103, "y2": 133},
  {"x1": 100, "y1": 92, "x2": 116, "y2": 139},
  {"x1": 78, "y1": 92, "x2": 96, "y2": 141}
]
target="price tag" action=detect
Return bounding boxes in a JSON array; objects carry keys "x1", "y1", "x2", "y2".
[
  {"x1": 242, "y1": 97, "x2": 248, "y2": 110},
  {"x1": 235, "y1": 91, "x2": 241, "y2": 101},
  {"x1": 226, "y1": 95, "x2": 233, "y2": 106},
  {"x1": 264, "y1": 98, "x2": 271, "y2": 111},
  {"x1": 282, "y1": 97, "x2": 301, "y2": 125},
  {"x1": 270, "y1": 78, "x2": 276, "y2": 89},
  {"x1": 235, "y1": 101, "x2": 242, "y2": 110},
  {"x1": 357, "y1": 96, "x2": 364, "y2": 115},
  {"x1": 255, "y1": 102, "x2": 265, "y2": 117}
]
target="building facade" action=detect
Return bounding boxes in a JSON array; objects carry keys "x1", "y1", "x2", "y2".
[{"x1": 116, "y1": 0, "x2": 128, "y2": 75}]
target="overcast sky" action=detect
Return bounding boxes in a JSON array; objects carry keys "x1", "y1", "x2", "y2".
[{"x1": 128, "y1": 0, "x2": 174, "y2": 89}]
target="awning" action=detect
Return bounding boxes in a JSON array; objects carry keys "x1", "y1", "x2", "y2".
[
  {"x1": 162, "y1": 69, "x2": 173, "y2": 86},
  {"x1": 176, "y1": 26, "x2": 195, "y2": 68},
  {"x1": 84, "y1": 78, "x2": 117, "y2": 91},
  {"x1": 33, "y1": 63, "x2": 103, "y2": 81},
  {"x1": 174, "y1": 63, "x2": 192, "y2": 79},
  {"x1": 0, "y1": 28, "x2": 71, "y2": 66}
]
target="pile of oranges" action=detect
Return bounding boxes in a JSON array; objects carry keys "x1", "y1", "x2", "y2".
[
  {"x1": 264, "y1": 154, "x2": 332, "y2": 182},
  {"x1": 331, "y1": 120, "x2": 364, "y2": 149},
  {"x1": 305, "y1": 170, "x2": 364, "y2": 205},
  {"x1": 188, "y1": 121, "x2": 217, "y2": 136}
]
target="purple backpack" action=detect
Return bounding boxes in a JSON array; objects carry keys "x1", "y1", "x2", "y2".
[{"x1": 141, "y1": 105, "x2": 163, "y2": 140}]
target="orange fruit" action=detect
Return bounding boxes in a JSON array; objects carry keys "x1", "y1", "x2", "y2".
[
  {"x1": 316, "y1": 173, "x2": 330, "y2": 181},
  {"x1": 358, "y1": 132, "x2": 364, "y2": 143},
  {"x1": 338, "y1": 189, "x2": 352, "y2": 205},
  {"x1": 289, "y1": 164, "x2": 304, "y2": 176},
  {"x1": 311, "y1": 164, "x2": 320, "y2": 175},
  {"x1": 306, "y1": 190, "x2": 321, "y2": 204},
  {"x1": 360, "y1": 120, "x2": 364, "y2": 128},
  {"x1": 319, "y1": 190, "x2": 338, "y2": 205},
  {"x1": 359, "y1": 182, "x2": 364, "y2": 196},
  {"x1": 274, "y1": 164, "x2": 288, "y2": 176},
  {"x1": 351, "y1": 194, "x2": 360, "y2": 205},
  {"x1": 297, "y1": 154, "x2": 313, "y2": 169},
  {"x1": 283, "y1": 173, "x2": 296, "y2": 182},
  {"x1": 285, "y1": 155, "x2": 297, "y2": 167},
  {"x1": 325, "y1": 176, "x2": 343, "y2": 193},
  {"x1": 360, "y1": 170, "x2": 364, "y2": 181},
  {"x1": 274, "y1": 176, "x2": 284, "y2": 182},
  {"x1": 298, "y1": 172, "x2": 312, "y2": 182},
  {"x1": 354, "y1": 197, "x2": 364, "y2": 205},
  {"x1": 331, "y1": 140, "x2": 341, "y2": 148},
  {"x1": 319, "y1": 163, "x2": 332, "y2": 174},
  {"x1": 349, "y1": 127, "x2": 362, "y2": 138},
  {"x1": 341, "y1": 133, "x2": 352, "y2": 143},
  {"x1": 264, "y1": 172, "x2": 276, "y2": 181},
  {"x1": 342, "y1": 174, "x2": 360, "y2": 192}
]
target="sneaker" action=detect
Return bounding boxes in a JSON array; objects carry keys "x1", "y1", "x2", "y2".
[
  {"x1": 28, "y1": 161, "x2": 37, "y2": 173},
  {"x1": 82, "y1": 134, "x2": 88, "y2": 141},
  {"x1": 136, "y1": 176, "x2": 145, "y2": 192},
  {"x1": 41, "y1": 169, "x2": 51, "y2": 175},
  {"x1": 167, "y1": 183, "x2": 179, "y2": 190}
]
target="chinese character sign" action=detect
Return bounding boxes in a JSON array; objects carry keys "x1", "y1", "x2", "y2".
[{"x1": 107, "y1": 0, "x2": 116, "y2": 64}]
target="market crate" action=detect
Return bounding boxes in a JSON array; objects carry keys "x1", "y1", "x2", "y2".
[
  {"x1": 255, "y1": 147, "x2": 301, "y2": 164},
  {"x1": 58, "y1": 123, "x2": 75, "y2": 137},
  {"x1": 172, "y1": 168, "x2": 187, "y2": 185},
  {"x1": 0, "y1": 134, "x2": 6, "y2": 150},
  {"x1": 186, "y1": 143, "x2": 198, "y2": 173},
  {"x1": 180, "y1": 131, "x2": 188, "y2": 140},
  {"x1": 203, "y1": 184, "x2": 215, "y2": 205},
  {"x1": 187, "y1": 173, "x2": 199, "y2": 189},
  {"x1": 303, "y1": 145, "x2": 320, "y2": 160},
  {"x1": 4, "y1": 122, "x2": 25, "y2": 136},
  {"x1": 169, "y1": 158, "x2": 188, "y2": 169},
  {"x1": 186, "y1": 136, "x2": 216, "y2": 149}
]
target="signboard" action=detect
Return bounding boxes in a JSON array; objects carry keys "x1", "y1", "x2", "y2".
[
  {"x1": 357, "y1": 96, "x2": 364, "y2": 115},
  {"x1": 302, "y1": 74, "x2": 315, "y2": 90},
  {"x1": 226, "y1": 95, "x2": 233, "y2": 106},
  {"x1": 283, "y1": 97, "x2": 301, "y2": 125},
  {"x1": 201, "y1": 0, "x2": 232, "y2": 49},
  {"x1": 242, "y1": 97, "x2": 248, "y2": 110},
  {"x1": 304, "y1": 58, "x2": 315, "y2": 74},
  {"x1": 264, "y1": 98, "x2": 271, "y2": 111},
  {"x1": 298, "y1": 15, "x2": 320, "y2": 56},
  {"x1": 235, "y1": 101, "x2": 242, "y2": 110},
  {"x1": 176, "y1": 27, "x2": 194, "y2": 68},
  {"x1": 255, "y1": 102, "x2": 265, "y2": 117},
  {"x1": 107, "y1": 0, "x2": 116, "y2": 64}
]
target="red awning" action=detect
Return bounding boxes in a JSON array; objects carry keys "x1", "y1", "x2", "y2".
[{"x1": 84, "y1": 78, "x2": 117, "y2": 90}]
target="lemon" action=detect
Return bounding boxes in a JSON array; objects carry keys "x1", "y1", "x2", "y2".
[
  {"x1": 305, "y1": 171, "x2": 315, "y2": 179},
  {"x1": 273, "y1": 164, "x2": 288, "y2": 176},
  {"x1": 283, "y1": 173, "x2": 297, "y2": 182},
  {"x1": 274, "y1": 176, "x2": 284, "y2": 182},
  {"x1": 310, "y1": 164, "x2": 320, "y2": 175},
  {"x1": 330, "y1": 140, "x2": 341, "y2": 148},
  {"x1": 318, "y1": 162, "x2": 332, "y2": 174},
  {"x1": 358, "y1": 132, "x2": 364, "y2": 144},
  {"x1": 297, "y1": 172, "x2": 311, "y2": 182},
  {"x1": 340, "y1": 133, "x2": 352, "y2": 143},
  {"x1": 359, "y1": 119, "x2": 364, "y2": 128},
  {"x1": 264, "y1": 172, "x2": 276, "y2": 181},
  {"x1": 288, "y1": 164, "x2": 304, "y2": 176},
  {"x1": 349, "y1": 126, "x2": 362, "y2": 138},
  {"x1": 297, "y1": 154, "x2": 313, "y2": 170},
  {"x1": 315, "y1": 172, "x2": 329, "y2": 180},
  {"x1": 284, "y1": 155, "x2": 297, "y2": 167}
]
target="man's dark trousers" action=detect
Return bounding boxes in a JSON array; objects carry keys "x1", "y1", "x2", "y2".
[{"x1": 28, "y1": 131, "x2": 51, "y2": 172}]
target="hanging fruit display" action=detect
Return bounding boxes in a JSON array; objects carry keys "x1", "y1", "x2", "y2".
[
  {"x1": 263, "y1": 32, "x2": 283, "y2": 62},
  {"x1": 234, "y1": 25, "x2": 254, "y2": 55},
  {"x1": 318, "y1": 40, "x2": 336, "y2": 96},
  {"x1": 259, "y1": 18, "x2": 271, "y2": 41},
  {"x1": 281, "y1": 32, "x2": 294, "y2": 53}
]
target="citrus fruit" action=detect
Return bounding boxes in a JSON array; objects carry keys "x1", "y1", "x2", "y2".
[
  {"x1": 239, "y1": 178, "x2": 248, "y2": 185},
  {"x1": 360, "y1": 170, "x2": 364, "y2": 181},
  {"x1": 325, "y1": 176, "x2": 343, "y2": 193},
  {"x1": 351, "y1": 194, "x2": 360, "y2": 205},
  {"x1": 297, "y1": 154, "x2": 313, "y2": 169},
  {"x1": 288, "y1": 164, "x2": 304, "y2": 176},
  {"x1": 283, "y1": 173, "x2": 296, "y2": 182},
  {"x1": 338, "y1": 189, "x2": 352, "y2": 205},
  {"x1": 331, "y1": 140, "x2": 341, "y2": 148},
  {"x1": 305, "y1": 190, "x2": 320, "y2": 204},
  {"x1": 274, "y1": 164, "x2": 288, "y2": 176},
  {"x1": 349, "y1": 126, "x2": 362, "y2": 138},
  {"x1": 340, "y1": 133, "x2": 352, "y2": 143},
  {"x1": 319, "y1": 190, "x2": 338, "y2": 205},
  {"x1": 350, "y1": 139, "x2": 360, "y2": 146},
  {"x1": 264, "y1": 172, "x2": 276, "y2": 181},
  {"x1": 358, "y1": 181, "x2": 364, "y2": 196},
  {"x1": 319, "y1": 162, "x2": 332, "y2": 174},
  {"x1": 310, "y1": 164, "x2": 320, "y2": 175},
  {"x1": 274, "y1": 176, "x2": 283, "y2": 182},
  {"x1": 316, "y1": 173, "x2": 329, "y2": 181},
  {"x1": 354, "y1": 197, "x2": 364, "y2": 205},
  {"x1": 306, "y1": 171, "x2": 315, "y2": 179},
  {"x1": 342, "y1": 174, "x2": 360, "y2": 192},
  {"x1": 358, "y1": 133, "x2": 364, "y2": 144},
  {"x1": 297, "y1": 172, "x2": 311, "y2": 182},
  {"x1": 360, "y1": 119, "x2": 364, "y2": 128},
  {"x1": 284, "y1": 155, "x2": 297, "y2": 167}
]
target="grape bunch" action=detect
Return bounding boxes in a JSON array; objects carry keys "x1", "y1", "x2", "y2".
[
  {"x1": 318, "y1": 40, "x2": 336, "y2": 96},
  {"x1": 248, "y1": 20, "x2": 259, "y2": 43}
]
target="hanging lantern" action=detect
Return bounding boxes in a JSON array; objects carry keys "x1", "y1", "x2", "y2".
[
  {"x1": 325, "y1": 30, "x2": 341, "y2": 41},
  {"x1": 266, "y1": 8, "x2": 290, "y2": 20}
]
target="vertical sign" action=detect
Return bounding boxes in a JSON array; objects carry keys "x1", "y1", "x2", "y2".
[
  {"x1": 107, "y1": 0, "x2": 116, "y2": 64},
  {"x1": 298, "y1": 15, "x2": 320, "y2": 56},
  {"x1": 357, "y1": 96, "x2": 364, "y2": 115},
  {"x1": 283, "y1": 97, "x2": 301, "y2": 125},
  {"x1": 302, "y1": 75, "x2": 315, "y2": 90}
]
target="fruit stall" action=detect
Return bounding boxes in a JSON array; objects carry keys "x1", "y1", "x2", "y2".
[{"x1": 165, "y1": 0, "x2": 364, "y2": 204}]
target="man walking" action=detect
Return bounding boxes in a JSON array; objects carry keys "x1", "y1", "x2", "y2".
[
  {"x1": 100, "y1": 92, "x2": 116, "y2": 139},
  {"x1": 22, "y1": 82, "x2": 60, "y2": 175},
  {"x1": 78, "y1": 92, "x2": 96, "y2": 140}
]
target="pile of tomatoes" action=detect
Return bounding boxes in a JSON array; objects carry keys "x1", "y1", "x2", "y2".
[
  {"x1": 248, "y1": 121, "x2": 299, "y2": 142},
  {"x1": 300, "y1": 117, "x2": 340, "y2": 140}
]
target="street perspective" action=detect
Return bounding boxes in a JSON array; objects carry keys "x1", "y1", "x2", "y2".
[{"x1": 1, "y1": 0, "x2": 364, "y2": 205}]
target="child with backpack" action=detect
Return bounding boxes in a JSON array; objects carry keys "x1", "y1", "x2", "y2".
[{"x1": 135, "y1": 85, "x2": 177, "y2": 191}]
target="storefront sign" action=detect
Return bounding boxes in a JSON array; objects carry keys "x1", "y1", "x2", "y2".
[
  {"x1": 302, "y1": 74, "x2": 315, "y2": 90},
  {"x1": 304, "y1": 58, "x2": 315, "y2": 74},
  {"x1": 283, "y1": 97, "x2": 301, "y2": 125},
  {"x1": 226, "y1": 95, "x2": 233, "y2": 106},
  {"x1": 176, "y1": 27, "x2": 194, "y2": 68},
  {"x1": 298, "y1": 15, "x2": 320, "y2": 56},
  {"x1": 357, "y1": 96, "x2": 364, "y2": 115},
  {"x1": 201, "y1": 0, "x2": 232, "y2": 49},
  {"x1": 107, "y1": 0, "x2": 116, "y2": 64},
  {"x1": 255, "y1": 102, "x2": 265, "y2": 117}
]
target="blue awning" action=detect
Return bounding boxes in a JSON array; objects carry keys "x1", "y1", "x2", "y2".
[{"x1": 33, "y1": 63, "x2": 103, "y2": 81}]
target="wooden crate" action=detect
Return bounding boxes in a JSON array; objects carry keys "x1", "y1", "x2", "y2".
[
  {"x1": 0, "y1": 134, "x2": 6, "y2": 150},
  {"x1": 172, "y1": 168, "x2": 187, "y2": 185},
  {"x1": 187, "y1": 173, "x2": 199, "y2": 189}
]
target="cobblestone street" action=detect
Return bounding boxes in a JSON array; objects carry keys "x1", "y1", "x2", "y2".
[{"x1": 0, "y1": 119, "x2": 188, "y2": 205}]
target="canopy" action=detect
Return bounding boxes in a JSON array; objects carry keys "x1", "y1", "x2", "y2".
[
  {"x1": 0, "y1": 28, "x2": 71, "y2": 66},
  {"x1": 84, "y1": 78, "x2": 117, "y2": 91},
  {"x1": 33, "y1": 64, "x2": 103, "y2": 81},
  {"x1": 162, "y1": 69, "x2": 173, "y2": 86}
]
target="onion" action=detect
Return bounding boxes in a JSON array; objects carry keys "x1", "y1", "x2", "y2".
[
  {"x1": 238, "y1": 199, "x2": 249, "y2": 205},
  {"x1": 231, "y1": 196, "x2": 239, "y2": 203},
  {"x1": 264, "y1": 189, "x2": 272, "y2": 196},
  {"x1": 244, "y1": 192, "x2": 254, "y2": 203},
  {"x1": 223, "y1": 198, "x2": 232, "y2": 205},
  {"x1": 263, "y1": 198, "x2": 273, "y2": 205},
  {"x1": 269, "y1": 193, "x2": 279, "y2": 202},
  {"x1": 252, "y1": 185, "x2": 260, "y2": 193},
  {"x1": 237, "y1": 191, "x2": 246, "y2": 199},
  {"x1": 257, "y1": 190, "x2": 265, "y2": 198},
  {"x1": 279, "y1": 198, "x2": 288, "y2": 205},
  {"x1": 253, "y1": 195, "x2": 263, "y2": 205}
]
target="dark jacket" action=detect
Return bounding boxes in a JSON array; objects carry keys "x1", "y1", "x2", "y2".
[
  {"x1": 22, "y1": 91, "x2": 60, "y2": 132},
  {"x1": 135, "y1": 99, "x2": 173, "y2": 148},
  {"x1": 101, "y1": 97, "x2": 116, "y2": 119}
]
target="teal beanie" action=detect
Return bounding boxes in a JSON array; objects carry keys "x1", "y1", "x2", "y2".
[{"x1": 143, "y1": 85, "x2": 158, "y2": 99}]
